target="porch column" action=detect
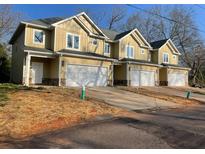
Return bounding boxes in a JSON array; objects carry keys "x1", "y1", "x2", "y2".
[
  {"x1": 25, "y1": 53, "x2": 31, "y2": 86},
  {"x1": 111, "y1": 64, "x2": 114, "y2": 86},
  {"x1": 58, "y1": 55, "x2": 62, "y2": 86}
]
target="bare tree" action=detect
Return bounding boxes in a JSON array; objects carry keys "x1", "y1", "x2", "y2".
[
  {"x1": 0, "y1": 5, "x2": 22, "y2": 42},
  {"x1": 76, "y1": 5, "x2": 127, "y2": 30},
  {"x1": 107, "y1": 6, "x2": 127, "y2": 30},
  {"x1": 123, "y1": 5, "x2": 205, "y2": 85},
  {"x1": 75, "y1": 7, "x2": 107, "y2": 26}
]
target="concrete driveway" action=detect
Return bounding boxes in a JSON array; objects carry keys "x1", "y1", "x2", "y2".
[
  {"x1": 141, "y1": 87, "x2": 205, "y2": 103},
  {"x1": 87, "y1": 87, "x2": 182, "y2": 110}
]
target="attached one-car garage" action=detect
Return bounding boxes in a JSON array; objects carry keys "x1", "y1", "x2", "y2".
[
  {"x1": 159, "y1": 66, "x2": 190, "y2": 86},
  {"x1": 168, "y1": 72, "x2": 187, "y2": 86}
]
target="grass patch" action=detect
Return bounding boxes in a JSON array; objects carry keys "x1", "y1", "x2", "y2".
[{"x1": 0, "y1": 83, "x2": 24, "y2": 106}]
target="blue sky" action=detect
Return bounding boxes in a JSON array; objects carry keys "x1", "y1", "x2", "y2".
[{"x1": 12, "y1": 4, "x2": 205, "y2": 40}]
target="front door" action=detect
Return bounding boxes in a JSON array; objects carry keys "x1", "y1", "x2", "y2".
[{"x1": 31, "y1": 62, "x2": 43, "y2": 84}]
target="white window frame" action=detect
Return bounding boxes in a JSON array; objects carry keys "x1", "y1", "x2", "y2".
[
  {"x1": 163, "y1": 52, "x2": 169, "y2": 63},
  {"x1": 141, "y1": 49, "x2": 145, "y2": 54},
  {"x1": 66, "y1": 32, "x2": 80, "y2": 51},
  {"x1": 33, "y1": 29, "x2": 45, "y2": 45},
  {"x1": 104, "y1": 43, "x2": 111, "y2": 55},
  {"x1": 125, "y1": 45, "x2": 134, "y2": 59}
]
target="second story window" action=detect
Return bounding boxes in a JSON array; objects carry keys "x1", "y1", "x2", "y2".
[
  {"x1": 66, "y1": 33, "x2": 80, "y2": 50},
  {"x1": 104, "y1": 43, "x2": 110, "y2": 54},
  {"x1": 126, "y1": 45, "x2": 134, "y2": 58},
  {"x1": 33, "y1": 30, "x2": 44, "y2": 44},
  {"x1": 163, "y1": 53, "x2": 169, "y2": 63}
]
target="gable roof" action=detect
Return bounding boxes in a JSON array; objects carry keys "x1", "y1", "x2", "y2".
[
  {"x1": 101, "y1": 29, "x2": 133, "y2": 41},
  {"x1": 150, "y1": 39, "x2": 168, "y2": 49},
  {"x1": 150, "y1": 39, "x2": 181, "y2": 55},
  {"x1": 26, "y1": 17, "x2": 65, "y2": 28},
  {"x1": 51, "y1": 12, "x2": 108, "y2": 38}
]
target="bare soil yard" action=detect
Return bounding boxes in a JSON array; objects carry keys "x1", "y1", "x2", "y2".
[
  {"x1": 0, "y1": 84, "x2": 122, "y2": 139},
  {"x1": 118, "y1": 86, "x2": 204, "y2": 106}
]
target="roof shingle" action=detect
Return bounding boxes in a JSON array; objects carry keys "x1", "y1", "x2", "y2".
[{"x1": 150, "y1": 39, "x2": 168, "y2": 49}]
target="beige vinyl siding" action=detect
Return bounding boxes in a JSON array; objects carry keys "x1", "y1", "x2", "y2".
[
  {"x1": 151, "y1": 50, "x2": 159, "y2": 64},
  {"x1": 114, "y1": 64, "x2": 127, "y2": 81},
  {"x1": 120, "y1": 34, "x2": 150, "y2": 61},
  {"x1": 25, "y1": 26, "x2": 51, "y2": 49},
  {"x1": 112, "y1": 42, "x2": 120, "y2": 59},
  {"x1": 55, "y1": 18, "x2": 107, "y2": 56},
  {"x1": 11, "y1": 30, "x2": 25, "y2": 83},
  {"x1": 77, "y1": 15, "x2": 100, "y2": 35},
  {"x1": 158, "y1": 43, "x2": 179, "y2": 65}
]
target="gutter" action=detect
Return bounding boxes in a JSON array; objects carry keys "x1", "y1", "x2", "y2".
[
  {"x1": 56, "y1": 51, "x2": 118, "y2": 62},
  {"x1": 163, "y1": 65, "x2": 191, "y2": 70},
  {"x1": 120, "y1": 60, "x2": 162, "y2": 67},
  {"x1": 21, "y1": 21, "x2": 52, "y2": 29}
]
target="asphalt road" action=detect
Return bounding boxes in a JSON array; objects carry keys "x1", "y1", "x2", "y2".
[{"x1": 1, "y1": 105, "x2": 205, "y2": 149}]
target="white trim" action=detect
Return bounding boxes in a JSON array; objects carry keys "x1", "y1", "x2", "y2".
[
  {"x1": 24, "y1": 50, "x2": 54, "y2": 55},
  {"x1": 167, "y1": 39, "x2": 181, "y2": 55},
  {"x1": 58, "y1": 56, "x2": 62, "y2": 86},
  {"x1": 125, "y1": 45, "x2": 134, "y2": 59},
  {"x1": 119, "y1": 28, "x2": 152, "y2": 48},
  {"x1": 164, "y1": 65, "x2": 191, "y2": 71},
  {"x1": 52, "y1": 12, "x2": 108, "y2": 39},
  {"x1": 56, "y1": 52, "x2": 117, "y2": 62},
  {"x1": 33, "y1": 29, "x2": 45, "y2": 45},
  {"x1": 76, "y1": 12, "x2": 108, "y2": 38},
  {"x1": 158, "y1": 39, "x2": 181, "y2": 55},
  {"x1": 163, "y1": 52, "x2": 169, "y2": 63},
  {"x1": 66, "y1": 32, "x2": 80, "y2": 51},
  {"x1": 104, "y1": 42, "x2": 111, "y2": 55},
  {"x1": 21, "y1": 21, "x2": 50, "y2": 29},
  {"x1": 121, "y1": 61, "x2": 162, "y2": 67}
]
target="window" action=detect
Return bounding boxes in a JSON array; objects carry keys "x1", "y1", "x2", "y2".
[
  {"x1": 126, "y1": 45, "x2": 134, "y2": 58},
  {"x1": 92, "y1": 39, "x2": 98, "y2": 45},
  {"x1": 66, "y1": 33, "x2": 80, "y2": 50},
  {"x1": 173, "y1": 55, "x2": 176, "y2": 59},
  {"x1": 141, "y1": 49, "x2": 145, "y2": 54},
  {"x1": 33, "y1": 30, "x2": 44, "y2": 44},
  {"x1": 104, "y1": 43, "x2": 111, "y2": 54},
  {"x1": 163, "y1": 53, "x2": 169, "y2": 63}
]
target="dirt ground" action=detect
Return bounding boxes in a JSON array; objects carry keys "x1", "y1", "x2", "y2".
[
  {"x1": 118, "y1": 86, "x2": 204, "y2": 106},
  {"x1": 0, "y1": 85, "x2": 122, "y2": 139}
]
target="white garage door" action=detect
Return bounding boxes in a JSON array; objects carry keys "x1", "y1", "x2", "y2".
[
  {"x1": 66, "y1": 64, "x2": 108, "y2": 87},
  {"x1": 168, "y1": 73, "x2": 186, "y2": 86},
  {"x1": 131, "y1": 70, "x2": 155, "y2": 86}
]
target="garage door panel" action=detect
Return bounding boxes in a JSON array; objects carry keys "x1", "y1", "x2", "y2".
[
  {"x1": 131, "y1": 70, "x2": 140, "y2": 86},
  {"x1": 66, "y1": 64, "x2": 108, "y2": 87},
  {"x1": 168, "y1": 73, "x2": 186, "y2": 86},
  {"x1": 131, "y1": 70, "x2": 155, "y2": 86}
]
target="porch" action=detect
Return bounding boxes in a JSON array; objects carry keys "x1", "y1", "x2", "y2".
[{"x1": 23, "y1": 50, "x2": 60, "y2": 86}]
